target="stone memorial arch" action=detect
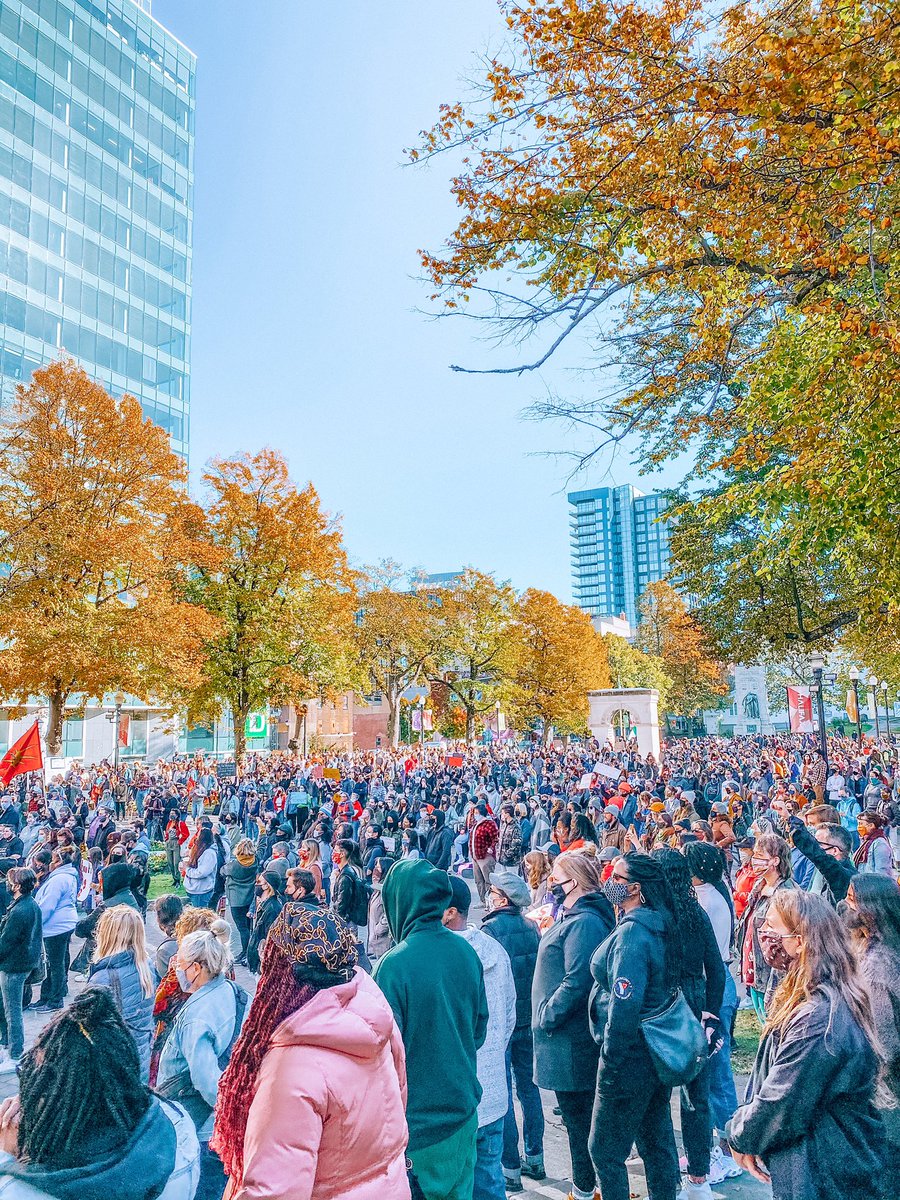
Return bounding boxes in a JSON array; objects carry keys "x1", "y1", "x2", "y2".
[{"x1": 588, "y1": 688, "x2": 661, "y2": 758}]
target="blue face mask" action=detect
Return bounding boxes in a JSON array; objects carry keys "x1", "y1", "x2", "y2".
[{"x1": 175, "y1": 967, "x2": 193, "y2": 993}]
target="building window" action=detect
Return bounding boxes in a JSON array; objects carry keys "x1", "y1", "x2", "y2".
[{"x1": 62, "y1": 717, "x2": 84, "y2": 757}]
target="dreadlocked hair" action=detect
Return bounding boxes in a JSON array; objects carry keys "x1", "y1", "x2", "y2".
[
  {"x1": 619, "y1": 852, "x2": 682, "y2": 992},
  {"x1": 18, "y1": 987, "x2": 150, "y2": 1169},
  {"x1": 211, "y1": 938, "x2": 318, "y2": 1187},
  {"x1": 652, "y1": 846, "x2": 707, "y2": 948}
]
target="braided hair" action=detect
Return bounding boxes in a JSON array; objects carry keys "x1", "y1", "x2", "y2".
[
  {"x1": 17, "y1": 988, "x2": 150, "y2": 1169},
  {"x1": 211, "y1": 941, "x2": 318, "y2": 1187},
  {"x1": 652, "y1": 846, "x2": 707, "y2": 948},
  {"x1": 618, "y1": 852, "x2": 682, "y2": 991}
]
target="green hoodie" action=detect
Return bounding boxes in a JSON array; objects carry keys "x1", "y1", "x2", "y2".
[{"x1": 374, "y1": 859, "x2": 488, "y2": 1152}]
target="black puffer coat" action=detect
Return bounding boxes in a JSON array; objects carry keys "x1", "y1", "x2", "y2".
[{"x1": 482, "y1": 906, "x2": 540, "y2": 1028}]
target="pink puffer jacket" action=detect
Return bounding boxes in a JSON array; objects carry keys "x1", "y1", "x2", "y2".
[{"x1": 233, "y1": 970, "x2": 410, "y2": 1200}]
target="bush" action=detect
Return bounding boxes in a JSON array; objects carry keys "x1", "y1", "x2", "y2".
[{"x1": 148, "y1": 851, "x2": 168, "y2": 875}]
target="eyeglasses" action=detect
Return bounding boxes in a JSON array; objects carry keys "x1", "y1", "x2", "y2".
[
  {"x1": 760, "y1": 923, "x2": 799, "y2": 940},
  {"x1": 610, "y1": 872, "x2": 630, "y2": 883}
]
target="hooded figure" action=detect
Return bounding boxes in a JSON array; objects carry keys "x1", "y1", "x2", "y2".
[
  {"x1": 423, "y1": 809, "x2": 455, "y2": 872},
  {"x1": 373, "y1": 860, "x2": 489, "y2": 1200}
]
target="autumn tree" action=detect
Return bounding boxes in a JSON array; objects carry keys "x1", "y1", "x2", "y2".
[
  {"x1": 354, "y1": 582, "x2": 436, "y2": 748},
  {"x1": 637, "y1": 582, "x2": 727, "y2": 721},
  {"x1": 186, "y1": 450, "x2": 358, "y2": 768},
  {"x1": 507, "y1": 590, "x2": 610, "y2": 742},
  {"x1": 604, "y1": 634, "x2": 672, "y2": 712},
  {"x1": 428, "y1": 679, "x2": 468, "y2": 741},
  {"x1": 415, "y1": 0, "x2": 900, "y2": 655},
  {"x1": 0, "y1": 359, "x2": 216, "y2": 754},
  {"x1": 427, "y1": 569, "x2": 519, "y2": 743}
]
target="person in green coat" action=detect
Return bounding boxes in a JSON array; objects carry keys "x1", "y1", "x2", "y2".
[{"x1": 374, "y1": 859, "x2": 488, "y2": 1200}]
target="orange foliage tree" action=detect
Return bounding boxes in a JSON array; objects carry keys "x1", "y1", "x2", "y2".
[
  {"x1": 414, "y1": 0, "x2": 900, "y2": 652},
  {"x1": 507, "y1": 589, "x2": 611, "y2": 742},
  {"x1": 186, "y1": 451, "x2": 359, "y2": 767},
  {"x1": 637, "y1": 582, "x2": 727, "y2": 720},
  {"x1": 0, "y1": 359, "x2": 217, "y2": 755}
]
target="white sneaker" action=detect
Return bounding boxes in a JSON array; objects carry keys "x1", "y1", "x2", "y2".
[
  {"x1": 709, "y1": 1145, "x2": 743, "y2": 1182},
  {"x1": 677, "y1": 1183, "x2": 715, "y2": 1200}
]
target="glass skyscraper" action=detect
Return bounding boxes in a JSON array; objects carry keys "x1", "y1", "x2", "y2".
[
  {"x1": 0, "y1": 0, "x2": 194, "y2": 454},
  {"x1": 569, "y1": 484, "x2": 671, "y2": 626}
]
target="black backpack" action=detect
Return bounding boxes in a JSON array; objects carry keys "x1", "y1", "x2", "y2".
[{"x1": 347, "y1": 870, "x2": 373, "y2": 927}]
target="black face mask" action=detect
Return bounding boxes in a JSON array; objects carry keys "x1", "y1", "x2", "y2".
[
  {"x1": 254, "y1": 884, "x2": 265, "y2": 897},
  {"x1": 549, "y1": 881, "x2": 572, "y2": 907}
]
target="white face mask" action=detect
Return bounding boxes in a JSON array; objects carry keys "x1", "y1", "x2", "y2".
[{"x1": 175, "y1": 966, "x2": 194, "y2": 993}]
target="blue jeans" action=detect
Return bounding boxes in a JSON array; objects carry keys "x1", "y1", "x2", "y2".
[
  {"x1": 186, "y1": 890, "x2": 214, "y2": 909},
  {"x1": 502, "y1": 1026, "x2": 545, "y2": 1169},
  {"x1": 0, "y1": 970, "x2": 28, "y2": 1059},
  {"x1": 474, "y1": 1117, "x2": 506, "y2": 1200},
  {"x1": 709, "y1": 970, "x2": 740, "y2": 1133}
]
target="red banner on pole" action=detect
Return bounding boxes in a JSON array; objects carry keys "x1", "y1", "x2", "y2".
[
  {"x1": 786, "y1": 686, "x2": 814, "y2": 733},
  {"x1": 0, "y1": 722, "x2": 43, "y2": 786}
]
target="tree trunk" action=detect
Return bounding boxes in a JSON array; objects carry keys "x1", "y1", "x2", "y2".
[
  {"x1": 232, "y1": 704, "x2": 249, "y2": 777},
  {"x1": 466, "y1": 704, "x2": 476, "y2": 745},
  {"x1": 389, "y1": 694, "x2": 401, "y2": 747},
  {"x1": 46, "y1": 685, "x2": 67, "y2": 756},
  {"x1": 541, "y1": 721, "x2": 553, "y2": 747}
]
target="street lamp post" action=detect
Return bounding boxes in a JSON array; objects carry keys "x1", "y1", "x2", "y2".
[
  {"x1": 848, "y1": 667, "x2": 863, "y2": 744},
  {"x1": 869, "y1": 676, "x2": 881, "y2": 741},
  {"x1": 418, "y1": 699, "x2": 425, "y2": 750},
  {"x1": 495, "y1": 699, "x2": 502, "y2": 739},
  {"x1": 111, "y1": 691, "x2": 125, "y2": 775},
  {"x1": 881, "y1": 680, "x2": 891, "y2": 743},
  {"x1": 299, "y1": 704, "x2": 308, "y2": 758},
  {"x1": 809, "y1": 652, "x2": 828, "y2": 769}
]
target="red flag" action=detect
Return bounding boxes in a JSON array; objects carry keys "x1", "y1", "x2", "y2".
[{"x1": 0, "y1": 722, "x2": 43, "y2": 786}]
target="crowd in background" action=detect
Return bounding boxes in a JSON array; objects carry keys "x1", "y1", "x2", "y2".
[{"x1": 0, "y1": 731, "x2": 895, "y2": 1200}]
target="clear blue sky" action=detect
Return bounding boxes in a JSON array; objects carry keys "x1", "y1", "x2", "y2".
[{"x1": 153, "y1": 0, "x2": 676, "y2": 598}]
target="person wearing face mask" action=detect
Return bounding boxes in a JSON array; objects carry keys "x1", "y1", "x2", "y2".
[
  {"x1": 156, "y1": 929, "x2": 248, "y2": 1200},
  {"x1": 531, "y1": 851, "x2": 614, "y2": 1200},
  {"x1": 732, "y1": 838, "x2": 758, "y2": 919},
  {"x1": 424, "y1": 809, "x2": 455, "y2": 872},
  {"x1": 245, "y1": 871, "x2": 284, "y2": 974},
  {"x1": 736, "y1": 834, "x2": 794, "y2": 1025},
  {"x1": 727, "y1": 890, "x2": 885, "y2": 1199},
  {"x1": 854, "y1": 808, "x2": 894, "y2": 876},
  {"x1": 587, "y1": 853, "x2": 682, "y2": 1200},
  {"x1": 843, "y1": 874, "x2": 900, "y2": 1200}
]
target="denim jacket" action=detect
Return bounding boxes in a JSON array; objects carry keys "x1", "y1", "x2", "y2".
[{"x1": 156, "y1": 975, "x2": 240, "y2": 1138}]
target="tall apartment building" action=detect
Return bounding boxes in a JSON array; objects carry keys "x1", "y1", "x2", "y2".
[
  {"x1": 0, "y1": 0, "x2": 194, "y2": 454},
  {"x1": 568, "y1": 484, "x2": 671, "y2": 626}
]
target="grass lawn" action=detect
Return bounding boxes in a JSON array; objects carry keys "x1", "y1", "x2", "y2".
[
  {"x1": 147, "y1": 874, "x2": 186, "y2": 903},
  {"x1": 731, "y1": 1007, "x2": 762, "y2": 1074}
]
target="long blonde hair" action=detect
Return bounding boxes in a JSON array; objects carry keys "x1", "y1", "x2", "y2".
[
  {"x1": 766, "y1": 890, "x2": 878, "y2": 1049},
  {"x1": 95, "y1": 907, "x2": 154, "y2": 999}
]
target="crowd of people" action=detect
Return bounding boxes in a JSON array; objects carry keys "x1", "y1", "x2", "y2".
[{"x1": 0, "y1": 730, "x2": 895, "y2": 1200}]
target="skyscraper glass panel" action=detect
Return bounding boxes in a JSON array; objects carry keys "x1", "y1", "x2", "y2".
[
  {"x1": 568, "y1": 484, "x2": 671, "y2": 625},
  {"x1": 0, "y1": 0, "x2": 194, "y2": 454}
]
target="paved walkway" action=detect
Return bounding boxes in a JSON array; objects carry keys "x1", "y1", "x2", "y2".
[{"x1": 3, "y1": 888, "x2": 771, "y2": 1199}]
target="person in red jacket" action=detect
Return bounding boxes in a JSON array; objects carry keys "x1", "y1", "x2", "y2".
[
  {"x1": 163, "y1": 813, "x2": 190, "y2": 888},
  {"x1": 733, "y1": 838, "x2": 759, "y2": 920},
  {"x1": 470, "y1": 804, "x2": 499, "y2": 906}
]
